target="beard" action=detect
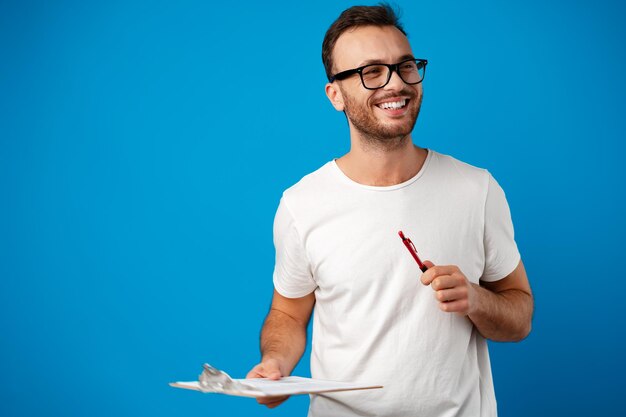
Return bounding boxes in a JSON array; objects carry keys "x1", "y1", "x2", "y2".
[{"x1": 341, "y1": 86, "x2": 422, "y2": 150}]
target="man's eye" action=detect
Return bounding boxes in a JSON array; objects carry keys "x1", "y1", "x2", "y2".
[{"x1": 364, "y1": 68, "x2": 381, "y2": 75}]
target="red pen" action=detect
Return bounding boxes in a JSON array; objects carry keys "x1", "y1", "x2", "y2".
[{"x1": 398, "y1": 231, "x2": 428, "y2": 272}]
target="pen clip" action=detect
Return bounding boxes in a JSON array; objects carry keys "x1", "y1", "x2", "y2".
[
  {"x1": 398, "y1": 231, "x2": 428, "y2": 273},
  {"x1": 407, "y1": 237, "x2": 418, "y2": 254}
]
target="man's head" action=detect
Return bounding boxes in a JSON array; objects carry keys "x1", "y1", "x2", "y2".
[
  {"x1": 322, "y1": 4, "x2": 407, "y2": 82},
  {"x1": 322, "y1": 4, "x2": 425, "y2": 148}
]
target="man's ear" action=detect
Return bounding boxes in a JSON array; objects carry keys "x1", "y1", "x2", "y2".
[{"x1": 325, "y1": 82, "x2": 345, "y2": 112}]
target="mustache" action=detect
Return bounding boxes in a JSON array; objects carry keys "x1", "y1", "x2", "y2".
[{"x1": 372, "y1": 88, "x2": 418, "y2": 102}]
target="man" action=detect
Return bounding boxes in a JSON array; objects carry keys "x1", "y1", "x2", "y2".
[{"x1": 247, "y1": 4, "x2": 533, "y2": 416}]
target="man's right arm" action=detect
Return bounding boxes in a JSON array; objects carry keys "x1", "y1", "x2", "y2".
[{"x1": 247, "y1": 289, "x2": 315, "y2": 408}]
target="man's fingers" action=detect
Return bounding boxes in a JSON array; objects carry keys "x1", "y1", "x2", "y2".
[
  {"x1": 246, "y1": 367, "x2": 261, "y2": 379},
  {"x1": 420, "y1": 262, "x2": 459, "y2": 285},
  {"x1": 257, "y1": 395, "x2": 290, "y2": 408},
  {"x1": 256, "y1": 365, "x2": 281, "y2": 380},
  {"x1": 246, "y1": 362, "x2": 282, "y2": 380},
  {"x1": 419, "y1": 263, "x2": 473, "y2": 315},
  {"x1": 431, "y1": 274, "x2": 467, "y2": 291},
  {"x1": 267, "y1": 371, "x2": 281, "y2": 380},
  {"x1": 246, "y1": 364, "x2": 267, "y2": 379},
  {"x1": 420, "y1": 261, "x2": 436, "y2": 285},
  {"x1": 247, "y1": 362, "x2": 289, "y2": 408},
  {"x1": 438, "y1": 299, "x2": 469, "y2": 314},
  {"x1": 434, "y1": 286, "x2": 467, "y2": 303}
]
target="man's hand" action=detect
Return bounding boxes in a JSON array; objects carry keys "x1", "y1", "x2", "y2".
[
  {"x1": 246, "y1": 358, "x2": 290, "y2": 408},
  {"x1": 420, "y1": 260, "x2": 533, "y2": 341},
  {"x1": 247, "y1": 290, "x2": 315, "y2": 408},
  {"x1": 420, "y1": 261, "x2": 476, "y2": 315}
]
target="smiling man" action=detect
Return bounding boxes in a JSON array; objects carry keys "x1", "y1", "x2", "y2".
[{"x1": 247, "y1": 4, "x2": 533, "y2": 416}]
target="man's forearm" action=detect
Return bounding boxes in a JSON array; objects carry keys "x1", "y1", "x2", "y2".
[
  {"x1": 260, "y1": 308, "x2": 308, "y2": 376},
  {"x1": 468, "y1": 284, "x2": 533, "y2": 342}
]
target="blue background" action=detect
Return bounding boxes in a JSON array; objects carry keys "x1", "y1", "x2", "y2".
[{"x1": 1, "y1": 0, "x2": 625, "y2": 415}]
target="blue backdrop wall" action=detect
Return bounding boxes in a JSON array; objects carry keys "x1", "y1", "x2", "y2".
[{"x1": 2, "y1": 0, "x2": 625, "y2": 416}]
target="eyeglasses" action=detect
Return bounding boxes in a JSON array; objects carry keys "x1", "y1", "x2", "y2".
[{"x1": 329, "y1": 58, "x2": 428, "y2": 90}]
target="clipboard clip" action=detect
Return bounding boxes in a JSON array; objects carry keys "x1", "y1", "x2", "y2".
[{"x1": 197, "y1": 363, "x2": 256, "y2": 393}]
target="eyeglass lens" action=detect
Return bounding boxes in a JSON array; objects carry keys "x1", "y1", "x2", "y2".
[{"x1": 361, "y1": 60, "x2": 425, "y2": 89}]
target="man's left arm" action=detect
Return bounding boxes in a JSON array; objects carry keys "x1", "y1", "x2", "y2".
[{"x1": 421, "y1": 259, "x2": 533, "y2": 342}]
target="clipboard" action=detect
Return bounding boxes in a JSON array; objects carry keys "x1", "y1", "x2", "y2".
[{"x1": 170, "y1": 364, "x2": 383, "y2": 398}]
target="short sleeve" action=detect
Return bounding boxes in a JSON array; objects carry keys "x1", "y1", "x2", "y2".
[
  {"x1": 480, "y1": 173, "x2": 521, "y2": 282},
  {"x1": 272, "y1": 197, "x2": 317, "y2": 298}
]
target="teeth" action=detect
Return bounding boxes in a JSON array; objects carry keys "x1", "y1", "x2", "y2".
[{"x1": 379, "y1": 99, "x2": 407, "y2": 110}]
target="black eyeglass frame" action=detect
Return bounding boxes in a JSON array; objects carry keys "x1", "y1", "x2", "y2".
[{"x1": 329, "y1": 58, "x2": 428, "y2": 90}]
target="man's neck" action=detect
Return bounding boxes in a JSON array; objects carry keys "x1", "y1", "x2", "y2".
[{"x1": 335, "y1": 134, "x2": 427, "y2": 187}]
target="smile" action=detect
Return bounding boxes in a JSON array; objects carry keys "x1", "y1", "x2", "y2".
[{"x1": 375, "y1": 98, "x2": 408, "y2": 110}]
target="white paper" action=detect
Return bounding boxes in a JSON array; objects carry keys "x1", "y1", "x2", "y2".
[{"x1": 170, "y1": 376, "x2": 382, "y2": 398}]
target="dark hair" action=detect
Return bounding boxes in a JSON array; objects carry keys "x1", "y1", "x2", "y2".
[{"x1": 321, "y1": 3, "x2": 407, "y2": 81}]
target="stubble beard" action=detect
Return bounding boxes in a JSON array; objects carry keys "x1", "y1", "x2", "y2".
[{"x1": 341, "y1": 88, "x2": 423, "y2": 152}]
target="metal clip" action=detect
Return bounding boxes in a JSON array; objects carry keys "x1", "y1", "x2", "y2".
[{"x1": 197, "y1": 364, "x2": 256, "y2": 393}]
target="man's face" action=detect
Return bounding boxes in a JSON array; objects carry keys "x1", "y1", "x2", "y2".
[{"x1": 328, "y1": 25, "x2": 423, "y2": 143}]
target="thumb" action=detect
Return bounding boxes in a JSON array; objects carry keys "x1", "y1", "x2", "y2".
[
  {"x1": 420, "y1": 260, "x2": 435, "y2": 285},
  {"x1": 260, "y1": 360, "x2": 283, "y2": 380},
  {"x1": 264, "y1": 364, "x2": 282, "y2": 381}
]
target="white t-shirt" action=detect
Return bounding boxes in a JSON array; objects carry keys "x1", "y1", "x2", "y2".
[{"x1": 273, "y1": 150, "x2": 520, "y2": 417}]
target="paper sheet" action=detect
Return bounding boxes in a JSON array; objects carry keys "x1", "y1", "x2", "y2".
[{"x1": 170, "y1": 376, "x2": 382, "y2": 397}]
